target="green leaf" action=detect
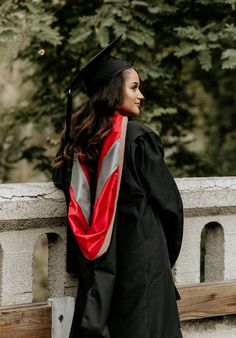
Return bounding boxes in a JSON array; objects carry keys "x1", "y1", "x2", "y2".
[
  {"x1": 198, "y1": 50, "x2": 212, "y2": 71},
  {"x1": 69, "y1": 26, "x2": 93, "y2": 44},
  {"x1": 131, "y1": 1, "x2": 148, "y2": 7},
  {"x1": 128, "y1": 29, "x2": 155, "y2": 48},
  {"x1": 101, "y1": 17, "x2": 116, "y2": 28},
  {"x1": 207, "y1": 32, "x2": 218, "y2": 42},
  {"x1": 0, "y1": 26, "x2": 20, "y2": 34},
  {"x1": 221, "y1": 49, "x2": 236, "y2": 69},
  {"x1": 221, "y1": 23, "x2": 236, "y2": 41},
  {"x1": 23, "y1": 2, "x2": 42, "y2": 15},
  {"x1": 175, "y1": 26, "x2": 204, "y2": 41},
  {"x1": 174, "y1": 42, "x2": 207, "y2": 57},
  {"x1": 148, "y1": 4, "x2": 177, "y2": 14},
  {"x1": 153, "y1": 107, "x2": 178, "y2": 116},
  {"x1": 104, "y1": 0, "x2": 120, "y2": 3},
  {"x1": 128, "y1": 31, "x2": 146, "y2": 45},
  {"x1": 96, "y1": 27, "x2": 109, "y2": 47},
  {"x1": 0, "y1": 34, "x2": 22, "y2": 63},
  {"x1": 113, "y1": 24, "x2": 127, "y2": 37}
]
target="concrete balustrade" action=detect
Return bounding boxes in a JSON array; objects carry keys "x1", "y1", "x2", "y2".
[
  {"x1": 0, "y1": 183, "x2": 77, "y2": 306},
  {"x1": 175, "y1": 177, "x2": 236, "y2": 286},
  {"x1": 0, "y1": 177, "x2": 236, "y2": 337}
]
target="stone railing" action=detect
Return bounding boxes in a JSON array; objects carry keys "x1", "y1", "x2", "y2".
[{"x1": 0, "y1": 178, "x2": 236, "y2": 337}]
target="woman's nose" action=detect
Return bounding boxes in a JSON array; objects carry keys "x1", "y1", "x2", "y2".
[{"x1": 138, "y1": 90, "x2": 144, "y2": 100}]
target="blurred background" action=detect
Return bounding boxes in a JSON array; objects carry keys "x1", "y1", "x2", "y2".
[{"x1": 0, "y1": 0, "x2": 236, "y2": 182}]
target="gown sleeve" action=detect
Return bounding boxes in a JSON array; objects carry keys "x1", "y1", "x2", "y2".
[{"x1": 130, "y1": 131, "x2": 183, "y2": 268}]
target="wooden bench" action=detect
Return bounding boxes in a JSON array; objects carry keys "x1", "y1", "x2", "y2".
[
  {"x1": 178, "y1": 279, "x2": 236, "y2": 321},
  {"x1": 1, "y1": 280, "x2": 236, "y2": 337},
  {"x1": 0, "y1": 302, "x2": 51, "y2": 338}
]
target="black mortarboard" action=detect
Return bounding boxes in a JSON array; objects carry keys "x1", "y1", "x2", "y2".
[
  {"x1": 65, "y1": 35, "x2": 131, "y2": 96},
  {"x1": 64, "y1": 35, "x2": 132, "y2": 143}
]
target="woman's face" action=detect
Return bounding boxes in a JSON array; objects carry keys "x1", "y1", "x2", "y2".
[{"x1": 118, "y1": 68, "x2": 144, "y2": 116}]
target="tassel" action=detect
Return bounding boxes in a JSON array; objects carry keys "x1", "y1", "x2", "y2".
[{"x1": 65, "y1": 89, "x2": 72, "y2": 144}]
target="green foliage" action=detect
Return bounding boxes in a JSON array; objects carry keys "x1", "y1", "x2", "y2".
[
  {"x1": 0, "y1": 0, "x2": 236, "y2": 181},
  {"x1": 0, "y1": 0, "x2": 62, "y2": 63},
  {"x1": 221, "y1": 49, "x2": 236, "y2": 69},
  {"x1": 0, "y1": 109, "x2": 26, "y2": 182}
]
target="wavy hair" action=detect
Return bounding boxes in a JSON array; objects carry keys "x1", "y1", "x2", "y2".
[{"x1": 54, "y1": 69, "x2": 129, "y2": 171}]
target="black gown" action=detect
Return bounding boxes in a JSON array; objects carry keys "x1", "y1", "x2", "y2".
[{"x1": 53, "y1": 120, "x2": 183, "y2": 338}]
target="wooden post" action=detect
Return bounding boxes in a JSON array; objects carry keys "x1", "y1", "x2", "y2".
[{"x1": 49, "y1": 297, "x2": 75, "y2": 338}]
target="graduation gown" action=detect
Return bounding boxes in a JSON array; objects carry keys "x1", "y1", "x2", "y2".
[{"x1": 53, "y1": 119, "x2": 183, "y2": 338}]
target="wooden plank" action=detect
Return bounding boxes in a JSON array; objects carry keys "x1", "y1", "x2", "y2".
[
  {"x1": 178, "y1": 280, "x2": 236, "y2": 321},
  {"x1": 1, "y1": 281, "x2": 236, "y2": 336},
  {"x1": 0, "y1": 302, "x2": 51, "y2": 338}
]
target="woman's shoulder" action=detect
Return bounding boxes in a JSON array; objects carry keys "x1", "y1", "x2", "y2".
[{"x1": 126, "y1": 119, "x2": 161, "y2": 145}]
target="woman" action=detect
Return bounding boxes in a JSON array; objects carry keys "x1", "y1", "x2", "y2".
[{"x1": 53, "y1": 36, "x2": 183, "y2": 338}]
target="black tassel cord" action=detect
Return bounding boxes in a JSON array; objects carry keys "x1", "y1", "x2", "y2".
[{"x1": 65, "y1": 89, "x2": 72, "y2": 144}]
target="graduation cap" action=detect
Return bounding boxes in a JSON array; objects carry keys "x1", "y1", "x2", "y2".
[{"x1": 64, "y1": 35, "x2": 132, "y2": 143}]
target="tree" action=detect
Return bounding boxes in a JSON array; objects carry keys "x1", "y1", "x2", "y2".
[{"x1": 1, "y1": 0, "x2": 236, "y2": 182}]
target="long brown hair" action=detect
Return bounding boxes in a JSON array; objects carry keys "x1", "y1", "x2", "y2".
[{"x1": 54, "y1": 69, "x2": 128, "y2": 171}]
